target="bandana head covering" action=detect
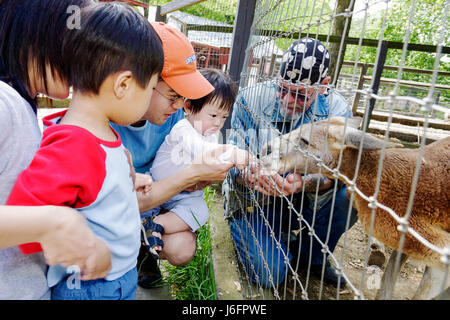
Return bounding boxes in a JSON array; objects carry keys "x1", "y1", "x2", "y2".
[{"x1": 279, "y1": 37, "x2": 330, "y2": 85}]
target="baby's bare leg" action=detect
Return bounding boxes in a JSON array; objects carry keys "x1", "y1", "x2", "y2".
[
  {"x1": 154, "y1": 211, "x2": 190, "y2": 234},
  {"x1": 154, "y1": 212, "x2": 197, "y2": 266}
]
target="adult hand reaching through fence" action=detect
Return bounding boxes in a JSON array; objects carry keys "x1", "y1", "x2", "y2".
[
  {"x1": 282, "y1": 172, "x2": 304, "y2": 194},
  {"x1": 254, "y1": 170, "x2": 303, "y2": 197},
  {"x1": 238, "y1": 163, "x2": 290, "y2": 197}
]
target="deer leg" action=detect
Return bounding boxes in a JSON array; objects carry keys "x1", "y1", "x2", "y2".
[
  {"x1": 413, "y1": 266, "x2": 450, "y2": 300},
  {"x1": 368, "y1": 238, "x2": 387, "y2": 268},
  {"x1": 376, "y1": 250, "x2": 408, "y2": 300}
]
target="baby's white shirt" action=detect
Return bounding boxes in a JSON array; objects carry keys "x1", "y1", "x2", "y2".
[{"x1": 150, "y1": 119, "x2": 221, "y2": 182}]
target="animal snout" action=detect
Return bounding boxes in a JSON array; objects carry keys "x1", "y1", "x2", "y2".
[
  {"x1": 259, "y1": 143, "x2": 272, "y2": 159},
  {"x1": 260, "y1": 151, "x2": 283, "y2": 173}
]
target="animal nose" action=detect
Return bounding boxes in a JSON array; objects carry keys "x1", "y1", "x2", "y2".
[
  {"x1": 260, "y1": 154, "x2": 273, "y2": 169},
  {"x1": 263, "y1": 145, "x2": 272, "y2": 156}
]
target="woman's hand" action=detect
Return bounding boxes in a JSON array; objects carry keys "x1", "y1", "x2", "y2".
[{"x1": 39, "y1": 206, "x2": 112, "y2": 280}]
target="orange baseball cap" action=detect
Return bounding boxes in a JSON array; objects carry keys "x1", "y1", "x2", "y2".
[{"x1": 150, "y1": 22, "x2": 214, "y2": 99}]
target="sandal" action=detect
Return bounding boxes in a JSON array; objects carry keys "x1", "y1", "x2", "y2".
[{"x1": 141, "y1": 217, "x2": 165, "y2": 260}]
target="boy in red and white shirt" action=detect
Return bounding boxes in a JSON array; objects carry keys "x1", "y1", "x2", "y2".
[{"x1": 7, "y1": 2, "x2": 162, "y2": 300}]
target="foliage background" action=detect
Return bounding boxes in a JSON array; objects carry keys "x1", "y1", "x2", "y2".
[{"x1": 346, "y1": 0, "x2": 449, "y2": 85}]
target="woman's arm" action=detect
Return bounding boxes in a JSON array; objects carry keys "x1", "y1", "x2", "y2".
[{"x1": 0, "y1": 205, "x2": 111, "y2": 280}]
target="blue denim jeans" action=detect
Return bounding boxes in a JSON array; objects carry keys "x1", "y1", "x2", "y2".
[
  {"x1": 51, "y1": 267, "x2": 138, "y2": 300},
  {"x1": 228, "y1": 186, "x2": 357, "y2": 288}
]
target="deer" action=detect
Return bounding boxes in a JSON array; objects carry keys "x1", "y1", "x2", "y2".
[{"x1": 259, "y1": 117, "x2": 450, "y2": 300}]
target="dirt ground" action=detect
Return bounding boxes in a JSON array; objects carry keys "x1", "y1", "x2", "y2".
[
  {"x1": 212, "y1": 191, "x2": 428, "y2": 301},
  {"x1": 280, "y1": 221, "x2": 426, "y2": 300}
]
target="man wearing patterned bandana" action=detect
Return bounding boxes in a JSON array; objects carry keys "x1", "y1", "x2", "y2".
[
  {"x1": 223, "y1": 38, "x2": 358, "y2": 289},
  {"x1": 277, "y1": 38, "x2": 331, "y2": 123}
]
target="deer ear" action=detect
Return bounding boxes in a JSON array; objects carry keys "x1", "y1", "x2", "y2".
[{"x1": 344, "y1": 130, "x2": 401, "y2": 150}]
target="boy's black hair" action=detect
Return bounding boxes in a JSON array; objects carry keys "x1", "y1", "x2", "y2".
[
  {"x1": 186, "y1": 68, "x2": 238, "y2": 114},
  {"x1": 63, "y1": 2, "x2": 163, "y2": 94},
  {"x1": 0, "y1": 0, "x2": 90, "y2": 110}
]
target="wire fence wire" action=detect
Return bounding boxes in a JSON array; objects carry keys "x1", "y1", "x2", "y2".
[{"x1": 223, "y1": 0, "x2": 450, "y2": 300}]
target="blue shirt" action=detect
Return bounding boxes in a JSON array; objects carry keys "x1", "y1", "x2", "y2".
[{"x1": 111, "y1": 109, "x2": 185, "y2": 174}]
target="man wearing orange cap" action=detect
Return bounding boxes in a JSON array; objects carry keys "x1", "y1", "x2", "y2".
[{"x1": 111, "y1": 22, "x2": 235, "y2": 289}]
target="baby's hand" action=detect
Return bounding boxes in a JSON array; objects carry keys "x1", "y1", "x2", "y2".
[
  {"x1": 218, "y1": 146, "x2": 250, "y2": 171},
  {"x1": 135, "y1": 173, "x2": 153, "y2": 195},
  {"x1": 234, "y1": 149, "x2": 249, "y2": 171}
]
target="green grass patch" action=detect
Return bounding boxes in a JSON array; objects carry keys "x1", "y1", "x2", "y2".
[{"x1": 161, "y1": 186, "x2": 218, "y2": 300}]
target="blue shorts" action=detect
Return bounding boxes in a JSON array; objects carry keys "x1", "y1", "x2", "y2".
[{"x1": 51, "y1": 267, "x2": 138, "y2": 300}]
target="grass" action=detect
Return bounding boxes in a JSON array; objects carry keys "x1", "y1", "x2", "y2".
[{"x1": 161, "y1": 186, "x2": 218, "y2": 300}]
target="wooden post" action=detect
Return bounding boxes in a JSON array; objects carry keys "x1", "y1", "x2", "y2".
[
  {"x1": 143, "y1": 0, "x2": 149, "y2": 19},
  {"x1": 221, "y1": 0, "x2": 257, "y2": 141},
  {"x1": 268, "y1": 53, "x2": 277, "y2": 78},
  {"x1": 432, "y1": 92, "x2": 440, "y2": 118},
  {"x1": 329, "y1": 0, "x2": 355, "y2": 85},
  {"x1": 155, "y1": 5, "x2": 164, "y2": 22},
  {"x1": 352, "y1": 63, "x2": 368, "y2": 116}
]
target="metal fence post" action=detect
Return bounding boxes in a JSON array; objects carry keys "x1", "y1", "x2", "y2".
[
  {"x1": 221, "y1": 0, "x2": 257, "y2": 141},
  {"x1": 364, "y1": 41, "x2": 388, "y2": 132}
]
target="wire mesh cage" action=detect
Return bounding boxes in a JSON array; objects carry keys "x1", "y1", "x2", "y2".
[{"x1": 223, "y1": 0, "x2": 450, "y2": 300}]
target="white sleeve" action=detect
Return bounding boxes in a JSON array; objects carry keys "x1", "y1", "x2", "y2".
[
  {"x1": 182, "y1": 130, "x2": 221, "y2": 158},
  {"x1": 170, "y1": 121, "x2": 222, "y2": 160}
]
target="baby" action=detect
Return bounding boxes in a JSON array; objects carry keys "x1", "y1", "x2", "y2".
[{"x1": 147, "y1": 68, "x2": 248, "y2": 265}]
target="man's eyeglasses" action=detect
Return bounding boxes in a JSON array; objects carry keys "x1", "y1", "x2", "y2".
[
  {"x1": 277, "y1": 85, "x2": 310, "y2": 101},
  {"x1": 153, "y1": 87, "x2": 184, "y2": 104}
]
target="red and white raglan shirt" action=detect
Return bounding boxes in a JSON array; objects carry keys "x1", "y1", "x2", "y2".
[{"x1": 7, "y1": 110, "x2": 141, "y2": 287}]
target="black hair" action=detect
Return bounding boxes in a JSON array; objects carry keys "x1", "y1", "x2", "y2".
[
  {"x1": 0, "y1": 0, "x2": 90, "y2": 111},
  {"x1": 63, "y1": 2, "x2": 164, "y2": 94},
  {"x1": 186, "y1": 68, "x2": 238, "y2": 114}
]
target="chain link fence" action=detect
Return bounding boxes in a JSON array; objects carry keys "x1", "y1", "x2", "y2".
[
  {"x1": 223, "y1": 0, "x2": 449, "y2": 300},
  {"x1": 146, "y1": 0, "x2": 449, "y2": 300}
]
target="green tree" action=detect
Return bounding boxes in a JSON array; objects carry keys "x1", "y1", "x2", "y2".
[
  {"x1": 148, "y1": 0, "x2": 238, "y2": 25},
  {"x1": 346, "y1": 0, "x2": 449, "y2": 84}
]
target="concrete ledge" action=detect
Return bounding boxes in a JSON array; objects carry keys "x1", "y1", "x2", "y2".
[
  {"x1": 209, "y1": 192, "x2": 275, "y2": 300},
  {"x1": 209, "y1": 193, "x2": 244, "y2": 299}
]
